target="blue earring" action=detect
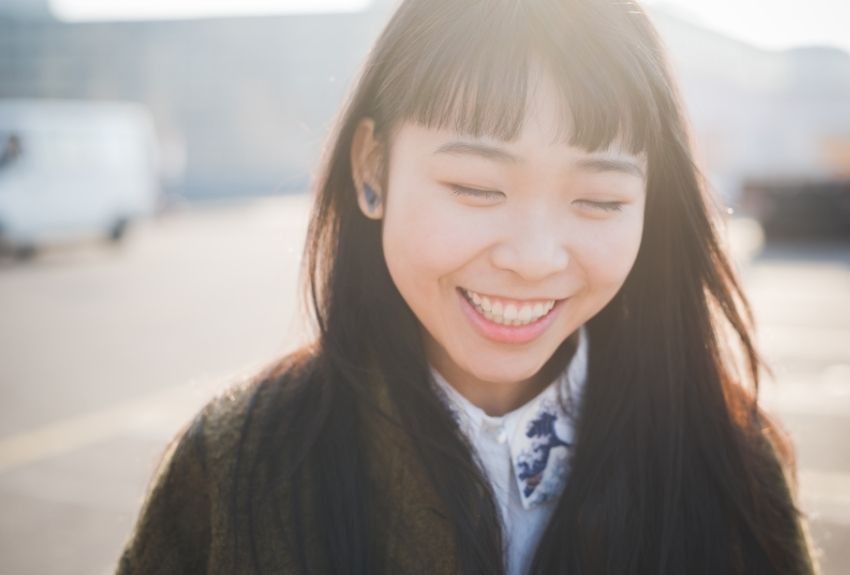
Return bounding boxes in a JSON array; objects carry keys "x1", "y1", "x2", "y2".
[{"x1": 364, "y1": 182, "x2": 381, "y2": 211}]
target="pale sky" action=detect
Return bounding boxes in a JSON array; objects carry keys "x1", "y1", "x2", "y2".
[
  {"x1": 50, "y1": 0, "x2": 850, "y2": 54},
  {"x1": 645, "y1": 0, "x2": 850, "y2": 53},
  {"x1": 49, "y1": 0, "x2": 372, "y2": 21}
]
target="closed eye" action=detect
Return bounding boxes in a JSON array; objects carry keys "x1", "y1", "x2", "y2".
[
  {"x1": 449, "y1": 184, "x2": 625, "y2": 212},
  {"x1": 448, "y1": 184, "x2": 505, "y2": 201},
  {"x1": 574, "y1": 199, "x2": 625, "y2": 212}
]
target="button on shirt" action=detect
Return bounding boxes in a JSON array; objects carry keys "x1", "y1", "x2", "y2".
[{"x1": 429, "y1": 325, "x2": 589, "y2": 575}]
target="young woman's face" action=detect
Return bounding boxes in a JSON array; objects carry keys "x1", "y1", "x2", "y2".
[{"x1": 377, "y1": 75, "x2": 647, "y2": 398}]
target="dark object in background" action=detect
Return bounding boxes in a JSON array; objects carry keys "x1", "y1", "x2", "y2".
[
  {"x1": 0, "y1": 133, "x2": 22, "y2": 169},
  {"x1": 741, "y1": 178, "x2": 850, "y2": 239}
]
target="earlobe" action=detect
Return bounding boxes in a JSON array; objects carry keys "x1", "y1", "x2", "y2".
[
  {"x1": 363, "y1": 182, "x2": 383, "y2": 214},
  {"x1": 350, "y1": 117, "x2": 385, "y2": 220},
  {"x1": 356, "y1": 180, "x2": 385, "y2": 220}
]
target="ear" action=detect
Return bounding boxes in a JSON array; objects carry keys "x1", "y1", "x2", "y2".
[{"x1": 350, "y1": 117, "x2": 386, "y2": 220}]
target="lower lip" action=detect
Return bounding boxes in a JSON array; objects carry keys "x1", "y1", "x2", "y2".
[{"x1": 457, "y1": 288, "x2": 565, "y2": 345}]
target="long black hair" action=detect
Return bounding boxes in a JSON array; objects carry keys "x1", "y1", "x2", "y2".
[{"x1": 238, "y1": 1, "x2": 812, "y2": 573}]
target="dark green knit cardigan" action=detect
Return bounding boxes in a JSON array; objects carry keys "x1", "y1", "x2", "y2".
[{"x1": 117, "y1": 366, "x2": 821, "y2": 574}]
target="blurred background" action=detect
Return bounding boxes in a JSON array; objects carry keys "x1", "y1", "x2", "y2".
[{"x1": 0, "y1": 0, "x2": 848, "y2": 573}]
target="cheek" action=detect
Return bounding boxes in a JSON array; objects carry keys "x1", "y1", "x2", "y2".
[
  {"x1": 574, "y1": 211, "x2": 644, "y2": 291},
  {"x1": 381, "y1": 183, "x2": 487, "y2": 300}
]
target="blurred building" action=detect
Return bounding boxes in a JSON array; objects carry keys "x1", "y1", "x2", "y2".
[
  {"x1": 650, "y1": 11, "x2": 850, "y2": 207},
  {"x1": 1, "y1": 2, "x2": 848, "y2": 208},
  {"x1": 0, "y1": 1, "x2": 395, "y2": 199}
]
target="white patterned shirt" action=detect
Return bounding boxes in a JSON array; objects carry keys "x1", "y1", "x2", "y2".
[{"x1": 429, "y1": 325, "x2": 589, "y2": 575}]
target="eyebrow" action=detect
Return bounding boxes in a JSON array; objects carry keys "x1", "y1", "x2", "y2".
[
  {"x1": 576, "y1": 157, "x2": 645, "y2": 178},
  {"x1": 434, "y1": 141, "x2": 521, "y2": 165},
  {"x1": 433, "y1": 141, "x2": 645, "y2": 178}
]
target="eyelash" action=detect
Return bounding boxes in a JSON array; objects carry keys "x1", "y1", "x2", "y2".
[
  {"x1": 575, "y1": 199, "x2": 625, "y2": 212},
  {"x1": 448, "y1": 185, "x2": 624, "y2": 212},
  {"x1": 449, "y1": 184, "x2": 504, "y2": 201}
]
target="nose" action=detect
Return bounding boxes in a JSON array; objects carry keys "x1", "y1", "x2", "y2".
[{"x1": 489, "y1": 208, "x2": 570, "y2": 281}]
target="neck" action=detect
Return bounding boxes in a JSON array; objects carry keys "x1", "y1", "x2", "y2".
[{"x1": 429, "y1": 332, "x2": 580, "y2": 417}]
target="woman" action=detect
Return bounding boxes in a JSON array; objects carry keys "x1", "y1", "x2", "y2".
[{"x1": 117, "y1": 0, "x2": 821, "y2": 573}]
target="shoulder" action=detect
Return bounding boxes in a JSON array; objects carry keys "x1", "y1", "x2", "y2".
[
  {"x1": 747, "y1": 404, "x2": 800, "y2": 495},
  {"x1": 117, "y1": 346, "x2": 321, "y2": 574},
  {"x1": 724, "y1": 382, "x2": 800, "y2": 492},
  {"x1": 744, "y1": 405, "x2": 823, "y2": 574},
  {"x1": 193, "y1": 345, "x2": 322, "y2": 479}
]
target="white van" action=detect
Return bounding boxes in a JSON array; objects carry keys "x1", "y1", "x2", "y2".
[{"x1": 0, "y1": 99, "x2": 161, "y2": 257}]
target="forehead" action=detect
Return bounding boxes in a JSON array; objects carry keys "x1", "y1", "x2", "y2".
[
  {"x1": 521, "y1": 64, "x2": 574, "y2": 147},
  {"x1": 394, "y1": 123, "x2": 640, "y2": 163},
  {"x1": 391, "y1": 130, "x2": 645, "y2": 181}
]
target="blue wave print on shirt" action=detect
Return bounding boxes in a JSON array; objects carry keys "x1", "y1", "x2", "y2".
[{"x1": 516, "y1": 410, "x2": 572, "y2": 498}]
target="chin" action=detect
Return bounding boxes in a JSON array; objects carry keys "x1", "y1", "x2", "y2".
[{"x1": 462, "y1": 358, "x2": 542, "y2": 386}]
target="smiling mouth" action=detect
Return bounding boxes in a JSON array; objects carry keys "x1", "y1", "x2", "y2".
[{"x1": 457, "y1": 287, "x2": 560, "y2": 327}]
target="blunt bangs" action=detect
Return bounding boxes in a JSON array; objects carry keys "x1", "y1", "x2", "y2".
[{"x1": 371, "y1": 0, "x2": 663, "y2": 156}]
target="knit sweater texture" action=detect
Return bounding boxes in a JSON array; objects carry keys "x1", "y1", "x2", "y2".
[{"x1": 116, "y1": 361, "x2": 821, "y2": 574}]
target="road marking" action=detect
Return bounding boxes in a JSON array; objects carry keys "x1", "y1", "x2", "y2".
[{"x1": 0, "y1": 371, "x2": 249, "y2": 474}]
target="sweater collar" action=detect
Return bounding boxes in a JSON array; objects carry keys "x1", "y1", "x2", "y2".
[{"x1": 429, "y1": 325, "x2": 589, "y2": 510}]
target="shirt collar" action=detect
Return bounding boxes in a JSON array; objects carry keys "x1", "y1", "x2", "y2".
[{"x1": 429, "y1": 325, "x2": 589, "y2": 510}]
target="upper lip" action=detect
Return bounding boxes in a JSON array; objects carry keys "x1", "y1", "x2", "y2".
[{"x1": 458, "y1": 286, "x2": 564, "y2": 303}]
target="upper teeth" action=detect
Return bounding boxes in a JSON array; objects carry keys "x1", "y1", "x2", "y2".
[{"x1": 462, "y1": 288, "x2": 556, "y2": 326}]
